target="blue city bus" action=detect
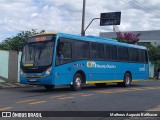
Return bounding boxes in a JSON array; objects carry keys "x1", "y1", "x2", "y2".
[{"x1": 20, "y1": 32, "x2": 149, "y2": 90}]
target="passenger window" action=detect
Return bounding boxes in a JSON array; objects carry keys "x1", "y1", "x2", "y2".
[
  {"x1": 118, "y1": 46, "x2": 129, "y2": 61},
  {"x1": 129, "y1": 48, "x2": 139, "y2": 62},
  {"x1": 74, "y1": 41, "x2": 89, "y2": 59},
  {"x1": 91, "y1": 43, "x2": 97, "y2": 59},
  {"x1": 105, "y1": 44, "x2": 117, "y2": 60},
  {"x1": 98, "y1": 44, "x2": 104, "y2": 59},
  {"x1": 139, "y1": 49, "x2": 148, "y2": 63}
]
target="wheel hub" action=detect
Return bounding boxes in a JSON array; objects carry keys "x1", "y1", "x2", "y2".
[
  {"x1": 126, "y1": 76, "x2": 130, "y2": 85},
  {"x1": 75, "y1": 77, "x2": 81, "y2": 87}
]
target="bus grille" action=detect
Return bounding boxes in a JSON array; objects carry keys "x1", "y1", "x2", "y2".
[{"x1": 25, "y1": 76, "x2": 43, "y2": 78}]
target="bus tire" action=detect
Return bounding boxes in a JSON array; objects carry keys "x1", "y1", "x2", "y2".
[
  {"x1": 123, "y1": 73, "x2": 132, "y2": 87},
  {"x1": 44, "y1": 85, "x2": 54, "y2": 90},
  {"x1": 71, "y1": 73, "x2": 82, "y2": 91}
]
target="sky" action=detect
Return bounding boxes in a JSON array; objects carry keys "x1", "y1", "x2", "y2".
[{"x1": 0, "y1": 0, "x2": 160, "y2": 42}]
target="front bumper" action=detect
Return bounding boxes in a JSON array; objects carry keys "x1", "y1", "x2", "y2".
[{"x1": 20, "y1": 73, "x2": 54, "y2": 85}]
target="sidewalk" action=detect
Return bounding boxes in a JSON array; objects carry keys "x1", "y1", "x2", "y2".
[{"x1": 0, "y1": 82, "x2": 30, "y2": 89}]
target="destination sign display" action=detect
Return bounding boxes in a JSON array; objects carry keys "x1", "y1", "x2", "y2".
[{"x1": 27, "y1": 35, "x2": 54, "y2": 43}]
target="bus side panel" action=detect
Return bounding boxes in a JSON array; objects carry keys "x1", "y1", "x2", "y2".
[
  {"x1": 116, "y1": 62, "x2": 149, "y2": 81},
  {"x1": 125, "y1": 63, "x2": 139, "y2": 80},
  {"x1": 54, "y1": 60, "x2": 119, "y2": 85},
  {"x1": 54, "y1": 63, "x2": 74, "y2": 85},
  {"x1": 70, "y1": 60, "x2": 118, "y2": 83},
  {"x1": 53, "y1": 61, "x2": 149, "y2": 85},
  {"x1": 54, "y1": 61, "x2": 90, "y2": 85},
  {"x1": 116, "y1": 62, "x2": 126, "y2": 80},
  {"x1": 111, "y1": 62, "x2": 133, "y2": 81},
  {"x1": 135, "y1": 63, "x2": 149, "y2": 80},
  {"x1": 85, "y1": 61, "x2": 118, "y2": 82},
  {"x1": 116, "y1": 62, "x2": 140, "y2": 81}
]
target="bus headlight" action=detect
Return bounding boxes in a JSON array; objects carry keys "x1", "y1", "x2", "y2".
[{"x1": 46, "y1": 67, "x2": 52, "y2": 75}]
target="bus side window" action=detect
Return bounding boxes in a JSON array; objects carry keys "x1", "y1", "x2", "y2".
[
  {"x1": 91, "y1": 43, "x2": 98, "y2": 59},
  {"x1": 139, "y1": 49, "x2": 148, "y2": 63}
]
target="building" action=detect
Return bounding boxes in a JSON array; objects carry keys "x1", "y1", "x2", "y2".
[{"x1": 100, "y1": 30, "x2": 160, "y2": 46}]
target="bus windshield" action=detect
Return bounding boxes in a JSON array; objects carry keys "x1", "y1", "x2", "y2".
[{"x1": 22, "y1": 41, "x2": 54, "y2": 67}]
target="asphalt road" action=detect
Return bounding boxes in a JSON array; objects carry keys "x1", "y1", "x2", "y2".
[{"x1": 0, "y1": 80, "x2": 160, "y2": 120}]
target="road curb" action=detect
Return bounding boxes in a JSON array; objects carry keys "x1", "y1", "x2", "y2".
[{"x1": 0, "y1": 82, "x2": 33, "y2": 89}]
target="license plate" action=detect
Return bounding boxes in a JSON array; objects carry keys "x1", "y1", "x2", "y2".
[{"x1": 30, "y1": 79, "x2": 36, "y2": 82}]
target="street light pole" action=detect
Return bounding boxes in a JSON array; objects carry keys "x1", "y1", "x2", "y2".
[{"x1": 81, "y1": 0, "x2": 86, "y2": 36}]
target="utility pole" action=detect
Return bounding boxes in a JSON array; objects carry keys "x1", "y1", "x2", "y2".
[{"x1": 81, "y1": 0, "x2": 86, "y2": 36}]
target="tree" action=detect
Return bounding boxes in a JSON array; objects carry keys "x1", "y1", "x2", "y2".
[
  {"x1": 146, "y1": 44, "x2": 160, "y2": 79},
  {"x1": 115, "y1": 32, "x2": 141, "y2": 44},
  {"x1": 146, "y1": 44, "x2": 160, "y2": 64},
  {"x1": 0, "y1": 29, "x2": 45, "y2": 52}
]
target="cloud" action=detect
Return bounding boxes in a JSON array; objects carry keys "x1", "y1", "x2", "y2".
[{"x1": 0, "y1": 0, "x2": 160, "y2": 41}]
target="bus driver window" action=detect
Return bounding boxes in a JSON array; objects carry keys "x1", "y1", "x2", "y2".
[{"x1": 57, "y1": 42, "x2": 64, "y2": 64}]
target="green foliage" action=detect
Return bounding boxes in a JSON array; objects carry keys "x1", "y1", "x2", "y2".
[
  {"x1": 0, "y1": 29, "x2": 45, "y2": 52},
  {"x1": 146, "y1": 44, "x2": 160, "y2": 65}
]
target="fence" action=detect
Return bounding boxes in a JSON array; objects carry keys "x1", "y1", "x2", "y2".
[{"x1": 0, "y1": 50, "x2": 21, "y2": 83}]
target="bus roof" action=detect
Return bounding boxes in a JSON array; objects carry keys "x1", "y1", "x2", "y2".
[
  {"x1": 32, "y1": 32, "x2": 57, "y2": 37},
  {"x1": 30, "y1": 32, "x2": 147, "y2": 50},
  {"x1": 57, "y1": 33, "x2": 147, "y2": 50}
]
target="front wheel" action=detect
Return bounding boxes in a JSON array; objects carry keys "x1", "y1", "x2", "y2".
[
  {"x1": 44, "y1": 85, "x2": 55, "y2": 90},
  {"x1": 70, "y1": 73, "x2": 82, "y2": 91}
]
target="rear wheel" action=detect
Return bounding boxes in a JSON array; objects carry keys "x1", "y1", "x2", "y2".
[
  {"x1": 118, "y1": 73, "x2": 132, "y2": 87},
  {"x1": 44, "y1": 85, "x2": 54, "y2": 90},
  {"x1": 70, "y1": 73, "x2": 82, "y2": 91},
  {"x1": 123, "y1": 73, "x2": 132, "y2": 87}
]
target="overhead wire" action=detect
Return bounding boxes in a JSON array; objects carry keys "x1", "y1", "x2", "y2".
[
  {"x1": 122, "y1": 0, "x2": 160, "y2": 17},
  {"x1": 121, "y1": 0, "x2": 160, "y2": 30}
]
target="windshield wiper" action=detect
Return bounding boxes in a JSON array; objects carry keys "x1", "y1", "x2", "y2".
[{"x1": 38, "y1": 42, "x2": 47, "y2": 59}]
